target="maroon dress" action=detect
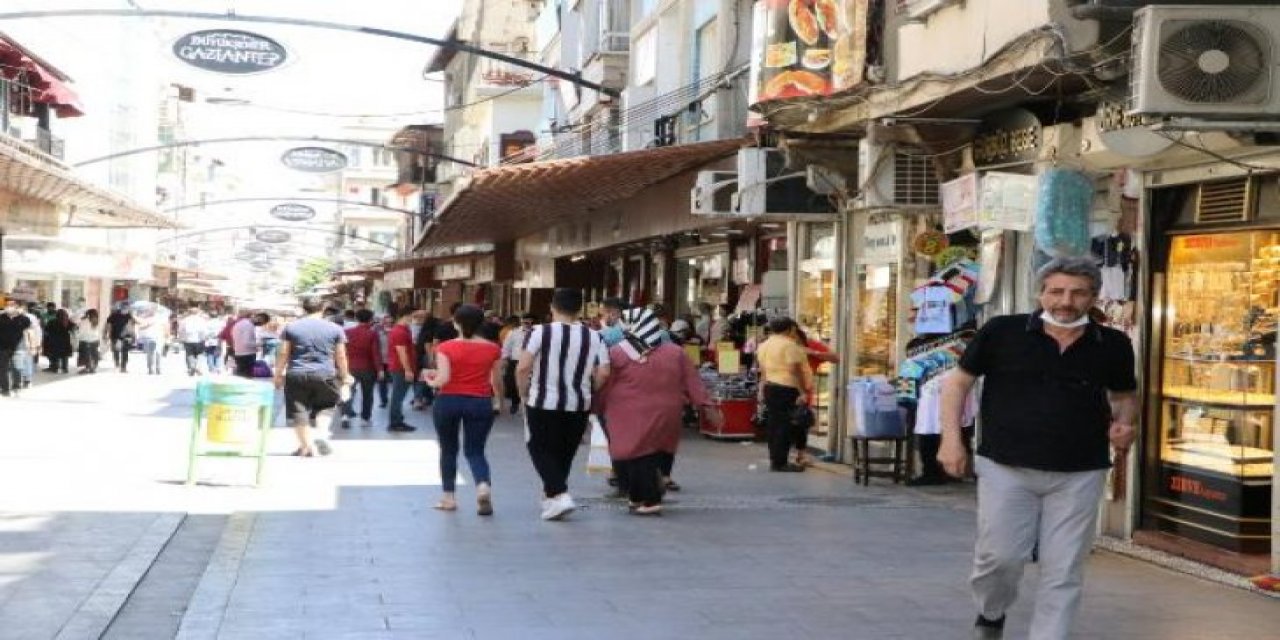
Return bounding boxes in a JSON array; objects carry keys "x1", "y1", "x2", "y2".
[{"x1": 597, "y1": 341, "x2": 710, "y2": 462}]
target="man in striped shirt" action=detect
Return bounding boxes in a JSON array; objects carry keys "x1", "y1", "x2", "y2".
[{"x1": 517, "y1": 288, "x2": 610, "y2": 521}]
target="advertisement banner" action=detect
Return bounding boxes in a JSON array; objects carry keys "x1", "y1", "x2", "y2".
[
  {"x1": 941, "y1": 173, "x2": 978, "y2": 233},
  {"x1": 978, "y1": 172, "x2": 1038, "y2": 231},
  {"x1": 753, "y1": 0, "x2": 868, "y2": 102}
]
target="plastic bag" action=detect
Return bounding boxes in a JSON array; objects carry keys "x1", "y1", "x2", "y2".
[{"x1": 586, "y1": 415, "x2": 612, "y2": 474}]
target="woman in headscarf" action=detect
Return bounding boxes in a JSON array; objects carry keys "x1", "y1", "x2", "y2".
[{"x1": 596, "y1": 308, "x2": 721, "y2": 515}]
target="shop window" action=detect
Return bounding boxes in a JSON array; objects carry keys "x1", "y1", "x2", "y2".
[
  {"x1": 1148, "y1": 231, "x2": 1275, "y2": 554},
  {"x1": 856, "y1": 264, "x2": 897, "y2": 376}
]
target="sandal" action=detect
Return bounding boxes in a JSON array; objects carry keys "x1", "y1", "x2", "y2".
[
  {"x1": 433, "y1": 499, "x2": 457, "y2": 511},
  {"x1": 629, "y1": 504, "x2": 663, "y2": 516},
  {"x1": 291, "y1": 448, "x2": 314, "y2": 457},
  {"x1": 477, "y1": 492, "x2": 493, "y2": 516}
]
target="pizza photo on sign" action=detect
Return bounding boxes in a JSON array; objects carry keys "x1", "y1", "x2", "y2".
[
  {"x1": 812, "y1": 0, "x2": 843, "y2": 39},
  {"x1": 788, "y1": 0, "x2": 822, "y2": 46},
  {"x1": 762, "y1": 70, "x2": 831, "y2": 99}
]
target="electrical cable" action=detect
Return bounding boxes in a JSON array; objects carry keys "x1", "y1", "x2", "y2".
[{"x1": 1155, "y1": 131, "x2": 1276, "y2": 173}]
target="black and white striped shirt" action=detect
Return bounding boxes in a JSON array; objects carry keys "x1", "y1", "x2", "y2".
[{"x1": 524, "y1": 322, "x2": 608, "y2": 412}]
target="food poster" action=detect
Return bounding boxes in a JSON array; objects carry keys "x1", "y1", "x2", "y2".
[{"x1": 755, "y1": 0, "x2": 868, "y2": 101}]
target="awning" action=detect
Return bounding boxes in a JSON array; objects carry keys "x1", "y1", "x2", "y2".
[
  {"x1": 416, "y1": 138, "x2": 744, "y2": 249},
  {"x1": 0, "y1": 136, "x2": 178, "y2": 229},
  {"x1": 0, "y1": 34, "x2": 85, "y2": 118}
]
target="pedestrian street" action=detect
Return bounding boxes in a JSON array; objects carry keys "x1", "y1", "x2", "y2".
[{"x1": 0, "y1": 356, "x2": 1275, "y2": 639}]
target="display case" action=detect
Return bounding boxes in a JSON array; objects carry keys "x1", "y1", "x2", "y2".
[{"x1": 1149, "y1": 231, "x2": 1275, "y2": 553}]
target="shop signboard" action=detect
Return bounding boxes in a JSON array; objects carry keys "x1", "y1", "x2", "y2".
[
  {"x1": 383, "y1": 269, "x2": 415, "y2": 290},
  {"x1": 977, "y1": 172, "x2": 1038, "y2": 231},
  {"x1": 941, "y1": 173, "x2": 978, "y2": 233},
  {"x1": 752, "y1": 0, "x2": 870, "y2": 102},
  {"x1": 255, "y1": 230, "x2": 291, "y2": 244},
  {"x1": 172, "y1": 30, "x2": 288, "y2": 75},
  {"x1": 859, "y1": 218, "x2": 900, "y2": 264},
  {"x1": 434, "y1": 261, "x2": 472, "y2": 281},
  {"x1": 270, "y1": 203, "x2": 317, "y2": 221},
  {"x1": 972, "y1": 108, "x2": 1042, "y2": 167},
  {"x1": 281, "y1": 147, "x2": 348, "y2": 173}
]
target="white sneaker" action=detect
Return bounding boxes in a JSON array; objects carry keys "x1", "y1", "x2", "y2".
[{"x1": 541, "y1": 493, "x2": 575, "y2": 521}]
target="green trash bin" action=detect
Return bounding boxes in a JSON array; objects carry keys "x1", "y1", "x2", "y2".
[{"x1": 188, "y1": 378, "x2": 276, "y2": 486}]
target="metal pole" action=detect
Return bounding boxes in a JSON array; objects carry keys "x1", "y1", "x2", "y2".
[
  {"x1": 72, "y1": 136, "x2": 479, "y2": 169},
  {"x1": 0, "y1": 9, "x2": 619, "y2": 97}
]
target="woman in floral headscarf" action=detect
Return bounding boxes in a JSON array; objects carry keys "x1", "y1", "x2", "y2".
[{"x1": 596, "y1": 308, "x2": 721, "y2": 515}]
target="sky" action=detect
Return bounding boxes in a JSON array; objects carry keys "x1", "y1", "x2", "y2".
[{"x1": 0, "y1": 0, "x2": 464, "y2": 289}]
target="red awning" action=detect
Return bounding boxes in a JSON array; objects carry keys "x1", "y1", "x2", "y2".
[{"x1": 0, "y1": 36, "x2": 85, "y2": 118}]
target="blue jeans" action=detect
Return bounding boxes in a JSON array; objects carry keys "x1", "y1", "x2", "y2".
[
  {"x1": 389, "y1": 372, "x2": 411, "y2": 425},
  {"x1": 432, "y1": 395, "x2": 495, "y2": 492},
  {"x1": 140, "y1": 338, "x2": 161, "y2": 373}
]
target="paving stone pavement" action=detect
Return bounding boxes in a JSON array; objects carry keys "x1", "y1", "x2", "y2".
[{"x1": 0, "y1": 356, "x2": 1276, "y2": 639}]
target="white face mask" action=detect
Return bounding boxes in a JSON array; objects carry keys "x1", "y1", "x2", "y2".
[
  {"x1": 1040, "y1": 309, "x2": 1089, "y2": 329},
  {"x1": 4, "y1": 307, "x2": 19, "y2": 317}
]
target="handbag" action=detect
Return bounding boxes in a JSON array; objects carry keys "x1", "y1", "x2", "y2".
[{"x1": 789, "y1": 405, "x2": 815, "y2": 430}]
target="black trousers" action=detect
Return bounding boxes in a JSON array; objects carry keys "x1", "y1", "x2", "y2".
[
  {"x1": 763, "y1": 383, "x2": 801, "y2": 469},
  {"x1": 0, "y1": 349, "x2": 17, "y2": 393},
  {"x1": 615, "y1": 453, "x2": 664, "y2": 507},
  {"x1": 525, "y1": 407, "x2": 590, "y2": 498},
  {"x1": 502, "y1": 360, "x2": 520, "y2": 406},
  {"x1": 111, "y1": 337, "x2": 131, "y2": 370},
  {"x1": 342, "y1": 370, "x2": 377, "y2": 420},
  {"x1": 233, "y1": 354, "x2": 256, "y2": 378}
]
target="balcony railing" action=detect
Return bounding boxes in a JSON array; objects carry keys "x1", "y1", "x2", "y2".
[
  {"x1": 1, "y1": 126, "x2": 68, "y2": 168},
  {"x1": 476, "y1": 53, "x2": 540, "y2": 88},
  {"x1": 599, "y1": 31, "x2": 630, "y2": 55},
  {"x1": 27, "y1": 127, "x2": 64, "y2": 161}
]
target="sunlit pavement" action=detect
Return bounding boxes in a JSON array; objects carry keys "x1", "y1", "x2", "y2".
[{"x1": 0, "y1": 353, "x2": 1277, "y2": 639}]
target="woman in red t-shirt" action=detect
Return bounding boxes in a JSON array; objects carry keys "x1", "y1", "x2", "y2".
[{"x1": 424, "y1": 304, "x2": 504, "y2": 515}]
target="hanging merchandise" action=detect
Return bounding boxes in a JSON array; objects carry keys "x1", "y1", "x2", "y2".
[
  {"x1": 895, "y1": 330, "x2": 975, "y2": 404},
  {"x1": 1091, "y1": 232, "x2": 1135, "y2": 301},
  {"x1": 978, "y1": 172, "x2": 1038, "y2": 231},
  {"x1": 908, "y1": 259, "x2": 980, "y2": 337},
  {"x1": 1034, "y1": 168, "x2": 1094, "y2": 258}
]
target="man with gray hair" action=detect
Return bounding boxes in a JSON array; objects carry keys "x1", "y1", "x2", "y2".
[{"x1": 938, "y1": 256, "x2": 1138, "y2": 640}]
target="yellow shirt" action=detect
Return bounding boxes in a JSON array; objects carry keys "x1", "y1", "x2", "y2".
[{"x1": 756, "y1": 335, "x2": 813, "y2": 392}]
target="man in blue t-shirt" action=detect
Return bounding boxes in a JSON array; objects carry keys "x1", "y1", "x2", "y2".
[{"x1": 274, "y1": 297, "x2": 350, "y2": 457}]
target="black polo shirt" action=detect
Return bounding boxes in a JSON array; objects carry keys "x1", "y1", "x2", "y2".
[
  {"x1": 959, "y1": 313, "x2": 1137, "y2": 472},
  {"x1": 0, "y1": 314, "x2": 31, "y2": 350}
]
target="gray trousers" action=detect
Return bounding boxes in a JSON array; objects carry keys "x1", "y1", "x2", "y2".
[{"x1": 971, "y1": 456, "x2": 1106, "y2": 640}]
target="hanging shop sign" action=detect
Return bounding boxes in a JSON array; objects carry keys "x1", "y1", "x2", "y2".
[
  {"x1": 243, "y1": 242, "x2": 270, "y2": 253},
  {"x1": 172, "y1": 30, "x2": 288, "y2": 75},
  {"x1": 281, "y1": 147, "x2": 348, "y2": 173},
  {"x1": 978, "y1": 172, "x2": 1038, "y2": 231},
  {"x1": 270, "y1": 203, "x2": 317, "y2": 221},
  {"x1": 1093, "y1": 99, "x2": 1174, "y2": 158},
  {"x1": 941, "y1": 173, "x2": 978, "y2": 233},
  {"x1": 255, "y1": 230, "x2": 291, "y2": 244},
  {"x1": 859, "y1": 218, "x2": 901, "y2": 264},
  {"x1": 972, "y1": 108, "x2": 1042, "y2": 167},
  {"x1": 752, "y1": 0, "x2": 870, "y2": 102}
]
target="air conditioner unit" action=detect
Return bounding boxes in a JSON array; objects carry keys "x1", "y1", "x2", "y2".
[
  {"x1": 806, "y1": 165, "x2": 847, "y2": 195},
  {"x1": 1130, "y1": 5, "x2": 1280, "y2": 118},
  {"x1": 855, "y1": 139, "x2": 940, "y2": 210},
  {"x1": 690, "y1": 170, "x2": 737, "y2": 215},
  {"x1": 732, "y1": 148, "x2": 835, "y2": 217}
]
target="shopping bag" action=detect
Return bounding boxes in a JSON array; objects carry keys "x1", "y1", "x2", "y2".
[{"x1": 586, "y1": 415, "x2": 612, "y2": 474}]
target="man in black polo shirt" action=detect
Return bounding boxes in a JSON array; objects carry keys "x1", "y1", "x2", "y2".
[
  {"x1": 0, "y1": 300, "x2": 33, "y2": 397},
  {"x1": 939, "y1": 256, "x2": 1137, "y2": 640}
]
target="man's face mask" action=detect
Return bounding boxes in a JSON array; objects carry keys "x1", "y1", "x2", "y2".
[{"x1": 4, "y1": 305, "x2": 20, "y2": 317}]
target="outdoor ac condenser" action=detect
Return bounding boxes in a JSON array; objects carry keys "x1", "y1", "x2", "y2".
[
  {"x1": 690, "y1": 170, "x2": 738, "y2": 216},
  {"x1": 1129, "y1": 5, "x2": 1280, "y2": 118}
]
